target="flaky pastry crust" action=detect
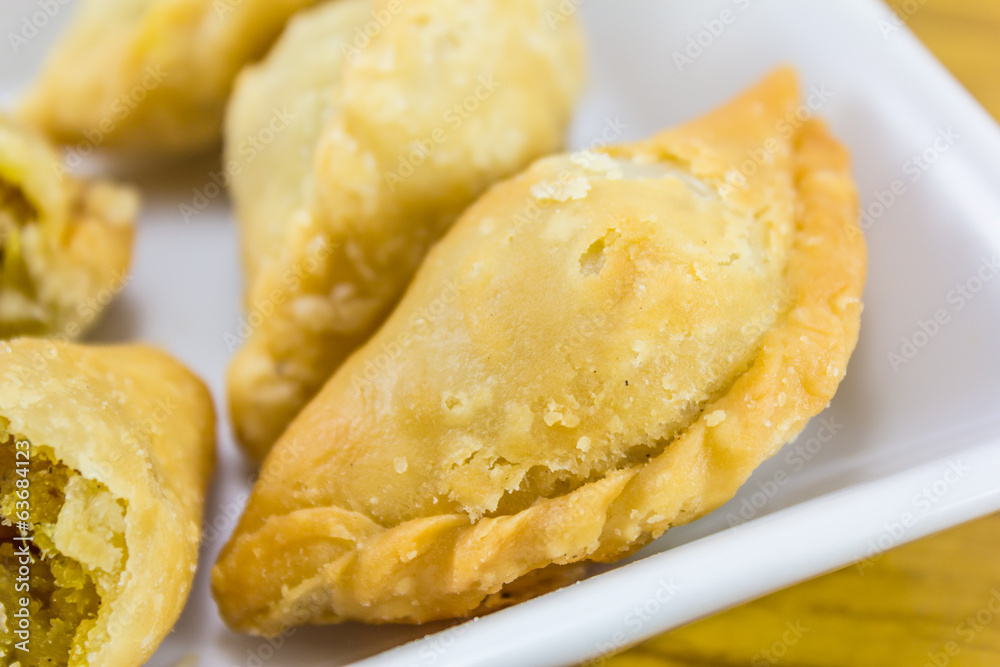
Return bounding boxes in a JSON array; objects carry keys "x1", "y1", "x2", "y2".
[
  {"x1": 19, "y1": 0, "x2": 322, "y2": 154},
  {"x1": 0, "y1": 340, "x2": 215, "y2": 666},
  {"x1": 224, "y1": 0, "x2": 586, "y2": 459},
  {"x1": 212, "y1": 69, "x2": 866, "y2": 634},
  {"x1": 0, "y1": 117, "x2": 135, "y2": 339}
]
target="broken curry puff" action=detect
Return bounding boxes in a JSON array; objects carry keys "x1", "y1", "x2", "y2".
[
  {"x1": 20, "y1": 0, "x2": 323, "y2": 154},
  {"x1": 225, "y1": 0, "x2": 586, "y2": 460},
  {"x1": 0, "y1": 117, "x2": 135, "y2": 340},
  {"x1": 212, "y1": 68, "x2": 866, "y2": 633},
  {"x1": 0, "y1": 340, "x2": 215, "y2": 666}
]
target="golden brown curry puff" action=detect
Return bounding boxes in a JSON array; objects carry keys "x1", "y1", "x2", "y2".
[
  {"x1": 0, "y1": 340, "x2": 215, "y2": 666},
  {"x1": 212, "y1": 68, "x2": 866, "y2": 634},
  {"x1": 0, "y1": 117, "x2": 135, "y2": 340},
  {"x1": 20, "y1": 0, "x2": 323, "y2": 154},
  {"x1": 224, "y1": 0, "x2": 586, "y2": 460}
]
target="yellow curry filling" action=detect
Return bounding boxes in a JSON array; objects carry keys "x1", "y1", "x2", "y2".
[
  {"x1": 0, "y1": 419, "x2": 127, "y2": 666},
  {"x1": 0, "y1": 179, "x2": 45, "y2": 338}
]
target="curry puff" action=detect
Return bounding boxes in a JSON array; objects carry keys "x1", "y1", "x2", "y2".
[
  {"x1": 212, "y1": 69, "x2": 866, "y2": 633},
  {"x1": 0, "y1": 118, "x2": 135, "y2": 340},
  {"x1": 20, "y1": 0, "x2": 322, "y2": 154},
  {"x1": 225, "y1": 0, "x2": 586, "y2": 460},
  {"x1": 0, "y1": 340, "x2": 215, "y2": 666}
]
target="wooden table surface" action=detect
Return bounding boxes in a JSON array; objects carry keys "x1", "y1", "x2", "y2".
[{"x1": 600, "y1": 1, "x2": 1000, "y2": 665}]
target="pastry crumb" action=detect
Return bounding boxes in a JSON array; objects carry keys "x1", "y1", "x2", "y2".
[
  {"x1": 705, "y1": 410, "x2": 727, "y2": 427},
  {"x1": 543, "y1": 400, "x2": 580, "y2": 428},
  {"x1": 531, "y1": 175, "x2": 591, "y2": 202},
  {"x1": 570, "y1": 151, "x2": 616, "y2": 172},
  {"x1": 394, "y1": 457, "x2": 408, "y2": 473}
]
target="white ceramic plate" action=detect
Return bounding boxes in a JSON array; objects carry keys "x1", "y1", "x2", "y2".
[{"x1": 3, "y1": 0, "x2": 1000, "y2": 665}]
